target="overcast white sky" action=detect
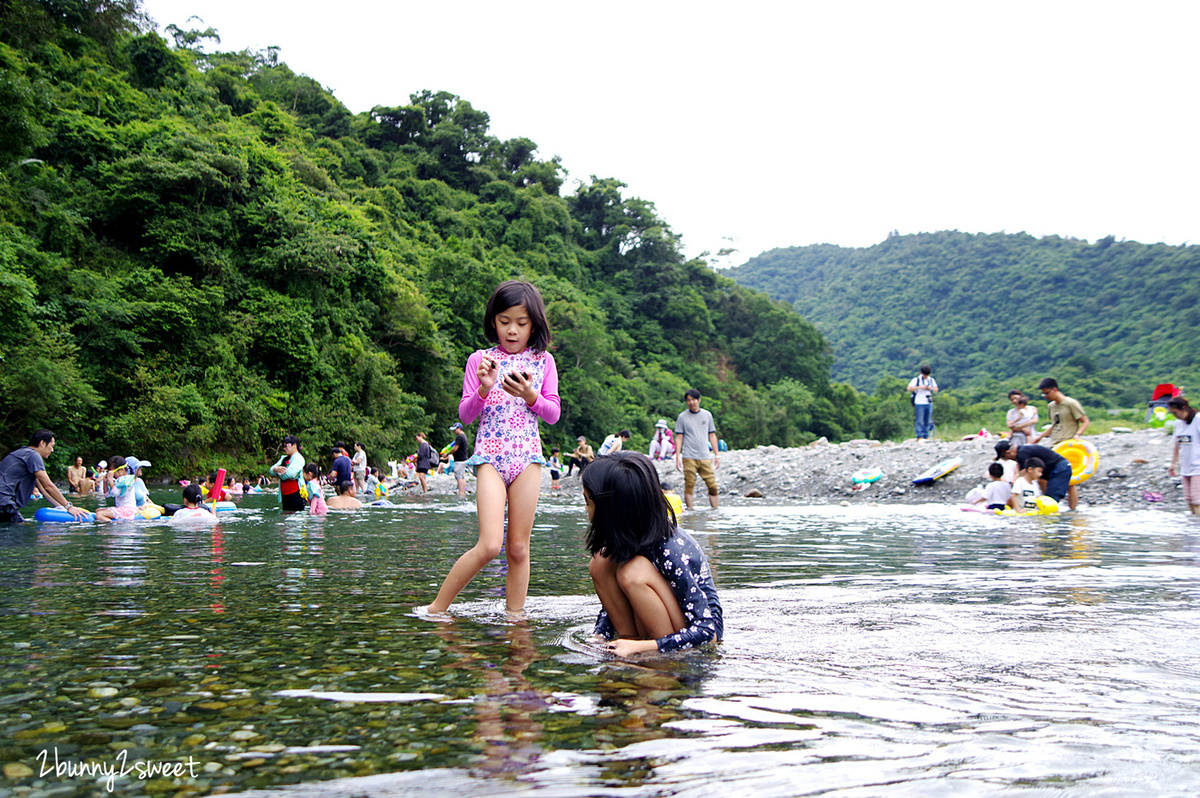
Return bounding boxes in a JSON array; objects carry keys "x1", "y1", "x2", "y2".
[{"x1": 140, "y1": 0, "x2": 1199, "y2": 266}]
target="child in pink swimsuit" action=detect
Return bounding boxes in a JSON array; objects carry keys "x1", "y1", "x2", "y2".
[{"x1": 426, "y1": 281, "x2": 560, "y2": 614}]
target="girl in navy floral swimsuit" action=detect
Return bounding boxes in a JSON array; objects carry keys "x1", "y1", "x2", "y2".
[{"x1": 583, "y1": 451, "x2": 722, "y2": 656}]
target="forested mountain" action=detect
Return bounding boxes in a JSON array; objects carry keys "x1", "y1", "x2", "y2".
[
  {"x1": 0, "y1": 0, "x2": 860, "y2": 473},
  {"x1": 726, "y1": 231, "x2": 1200, "y2": 403}
]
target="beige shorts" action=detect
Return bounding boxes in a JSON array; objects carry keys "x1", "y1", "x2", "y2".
[{"x1": 683, "y1": 458, "x2": 718, "y2": 496}]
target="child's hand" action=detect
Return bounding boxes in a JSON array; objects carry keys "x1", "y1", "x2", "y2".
[
  {"x1": 501, "y1": 370, "x2": 535, "y2": 404},
  {"x1": 477, "y1": 355, "x2": 497, "y2": 394},
  {"x1": 605, "y1": 638, "x2": 658, "y2": 657}
]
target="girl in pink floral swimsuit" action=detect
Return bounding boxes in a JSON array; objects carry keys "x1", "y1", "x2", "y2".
[{"x1": 426, "y1": 281, "x2": 560, "y2": 614}]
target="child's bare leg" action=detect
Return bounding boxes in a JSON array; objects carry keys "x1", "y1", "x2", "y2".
[
  {"x1": 617, "y1": 556, "x2": 687, "y2": 639},
  {"x1": 502, "y1": 464, "x2": 541, "y2": 611},
  {"x1": 426, "y1": 465, "x2": 506, "y2": 613},
  {"x1": 589, "y1": 554, "x2": 639, "y2": 637}
]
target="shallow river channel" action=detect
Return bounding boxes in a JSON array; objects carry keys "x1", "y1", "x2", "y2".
[{"x1": 2, "y1": 492, "x2": 1199, "y2": 797}]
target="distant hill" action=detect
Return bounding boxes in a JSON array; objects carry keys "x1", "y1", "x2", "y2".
[
  {"x1": 0, "y1": 2, "x2": 858, "y2": 469},
  {"x1": 724, "y1": 231, "x2": 1200, "y2": 399}
]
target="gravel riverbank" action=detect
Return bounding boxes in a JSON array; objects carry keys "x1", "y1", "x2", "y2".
[
  {"x1": 539, "y1": 428, "x2": 1188, "y2": 511},
  {"x1": 387, "y1": 428, "x2": 1189, "y2": 513}
]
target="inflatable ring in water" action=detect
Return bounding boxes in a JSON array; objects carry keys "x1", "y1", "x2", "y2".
[
  {"x1": 994, "y1": 496, "x2": 1060, "y2": 516},
  {"x1": 1052, "y1": 438, "x2": 1099, "y2": 486},
  {"x1": 169, "y1": 507, "x2": 218, "y2": 525},
  {"x1": 35, "y1": 506, "x2": 96, "y2": 523},
  {"x1": 138, "y1": 504, "x2": 164, "y2": 520}
]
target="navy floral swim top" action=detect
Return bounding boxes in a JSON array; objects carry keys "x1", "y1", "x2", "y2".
[{"x1": 593, "y1": 527, "x2": 723, "y2": 651}]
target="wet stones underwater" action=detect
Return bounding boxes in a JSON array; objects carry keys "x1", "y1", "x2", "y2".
[{"x1": 2, "y1": 491, "x2": 1200, "y2": 796}]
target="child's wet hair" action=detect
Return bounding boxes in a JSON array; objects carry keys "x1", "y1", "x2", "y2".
[
  {"x1": 182, "y1": 484, "x2": 203, "y2": 504},
  {"x1": 483, "y1": 280, "x2": 551, "y2": 352},
  {"x1": 582, "y1": 451, "x2": 676, "y2": 563}
]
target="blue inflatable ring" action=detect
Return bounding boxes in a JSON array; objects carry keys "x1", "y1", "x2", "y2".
[{"x1": 35, "y1": 506, "x2": 95, "y2": 523}]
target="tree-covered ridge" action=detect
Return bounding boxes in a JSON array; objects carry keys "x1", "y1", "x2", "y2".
[
  {"x1": 726, "y1": 231, "x2": 1200, "y2": 400},
  {"x1": 0, "y1": 0, "x2": 857, "y2": 474}
]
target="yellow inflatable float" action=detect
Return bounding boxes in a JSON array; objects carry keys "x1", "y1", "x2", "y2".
[
  {"x1": 995, "y1": 496, "x2": 1060, "y2": 516},
  {"x1": 138, "y1": 504, "x2": 165, "y2": 520},
  {"x1": 664, "y1": 490, "x2": 683, "y2": 518},
  {"x1": 1053, "y1": 438, "x2": 1099, "y2": 486}
]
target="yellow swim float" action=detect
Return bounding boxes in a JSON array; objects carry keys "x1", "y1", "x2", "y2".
[
  {"x1": 663, "y1": 491, "x2": 683, "y2": 518},
  {"x1": 1052, "y1": 438, "x2": 1099, "y2": 486},
  {"x1": 994, "y1": 496, "x2": 1060, "y2": 516},
  {"x1": 138, "y1": 503, "x2": 165, "y2": 520}
]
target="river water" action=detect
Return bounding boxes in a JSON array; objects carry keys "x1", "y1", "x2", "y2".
[{"x1": 2, "y1": 492, "x2": 1199, "y2": 797}]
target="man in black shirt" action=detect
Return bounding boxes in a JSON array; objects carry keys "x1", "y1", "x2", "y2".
[
  {"x1": 995, "y1": 439, "x2": 1077, "y2": 510},
  {"x1": 445, "y1": 422, "x2": 470, "y2": 497}
]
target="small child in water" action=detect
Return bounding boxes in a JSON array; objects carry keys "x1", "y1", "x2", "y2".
[
  {"x1": 584, "y1": 451, "x2": 722, "y2": 656},
  {"x1": 1010, "y1": 457, "x2": 1045, "y2": 511},
  {"x1": 170, "y1": 484, "x2": 217, "y2": 525},
  {"x1": 302, "y1": 463, "x2": 328, "y2": 515},
  {"x1": 967, "y1": 462, "x2": 1012, "y2": 511},
  {"x1": 201, "y1": 472, "x2": 231, "y2": 502},
  {"x1": 548, "y1": 447, "x2": 562, "y2": 490}
]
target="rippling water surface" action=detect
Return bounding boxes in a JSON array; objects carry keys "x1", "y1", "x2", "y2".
[{"x1": 2, "y1": 492, "x2": 1199, "y2": 797}]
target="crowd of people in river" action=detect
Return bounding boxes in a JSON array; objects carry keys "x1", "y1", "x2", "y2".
[
  {"x1": 0, "y1": 282, "x2": 726, "y2": 655},
  {"x1": 2, "y1": 281, "x2": 1197, "y2": 657}
]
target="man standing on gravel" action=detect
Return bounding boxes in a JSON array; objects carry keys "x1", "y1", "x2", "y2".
[
  {"x1": 675, "y1": 389, "x2": 720, "y2": 509},
  {"x1": 907, "y1": 365, "x2": 938, "y2": 442},
  {"x1": 1034, "y1": 378, "x2": 1090, "y2": 446}
]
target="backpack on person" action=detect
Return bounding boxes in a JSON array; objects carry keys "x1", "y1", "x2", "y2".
[{"x1": 910, "y1": 375, "x2": 933, "y2": 405}]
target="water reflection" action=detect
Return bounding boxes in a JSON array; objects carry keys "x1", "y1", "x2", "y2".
[
  {"x1": 434, "y1": 620, "x2": 547, "y2": 777},
  {"x1": 1, "y1": 495, "x2": 1198, "y2": 797}
]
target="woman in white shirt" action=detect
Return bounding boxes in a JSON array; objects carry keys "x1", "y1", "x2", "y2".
[{"x1": 1005, "y1": 390, "x2": 1038, "y2": 446}]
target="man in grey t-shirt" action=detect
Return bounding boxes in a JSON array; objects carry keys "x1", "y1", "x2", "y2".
[
  {"x1": 674, "y1": 389, "x2": 720, "y2": 509},
  {"x1": 0, "y1": 429, "x2": 89, "y2": 523}
]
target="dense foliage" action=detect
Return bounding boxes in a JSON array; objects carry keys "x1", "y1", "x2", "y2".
[
  {"x1": 0, "y1": 1, "x2": 860, "y2": 475},
  {"x1": 726, "y1": 231, "x2": 1200, "y2": 408}
]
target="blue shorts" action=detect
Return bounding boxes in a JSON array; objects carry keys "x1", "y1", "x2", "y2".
[{"x1": 1043, "y1": 460, "x2": 1073, "y2": 501}]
